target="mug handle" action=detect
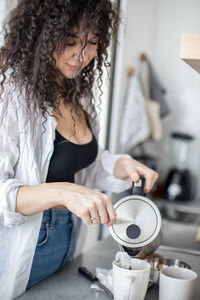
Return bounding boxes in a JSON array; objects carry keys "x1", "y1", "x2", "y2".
[{"x1": 123, "y1": 276, "x2": 134, "y2": 300}]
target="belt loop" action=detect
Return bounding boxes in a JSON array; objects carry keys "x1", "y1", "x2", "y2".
[{"x1": 50, "y1": 209, "x2": 54, "y2": 229}]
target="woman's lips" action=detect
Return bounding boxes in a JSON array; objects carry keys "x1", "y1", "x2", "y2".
[{"x1": 66, "y1": 63, "x2": 81, "y2": 71}]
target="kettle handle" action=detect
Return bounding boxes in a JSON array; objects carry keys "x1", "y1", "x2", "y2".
[{"x1": 130, "y1": 176, "x2": 146, "y2": 196}]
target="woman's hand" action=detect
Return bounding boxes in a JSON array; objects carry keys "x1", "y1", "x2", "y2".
[
  {"x1": 60, "y1": 183, "x2": 116, "y2": 227},
  {"x1": 113, "y1": 158, "x2": 158, "y2": 193},
  {"x1": 17, "y1": 182, "x2": 116, "y2": 227}
]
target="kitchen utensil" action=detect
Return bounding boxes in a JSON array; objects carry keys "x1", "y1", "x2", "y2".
[
  {"x1": 159, "y1": 266, "x2": 197, "y2": 300},
  {"x1": 163, "y1": 132, "x2": 195, "y2": 201},
  {"x1": 78, "y1": 266, "x2": 113, "y2": 298},
  {"x1": 113, "y1": 258, "x2": 150, "y2": 300},
  {"x1": 109, "y1": 177, "x2": 162, "y2": 258},
  {"x1": 149, "y1": 257, "x2": 191, "y2": 285}
]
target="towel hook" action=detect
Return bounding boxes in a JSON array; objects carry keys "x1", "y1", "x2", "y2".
[
  {"x1": 140, "y1": 52, "x2": 147, "y2": 61},
  {"x1": 127, "y1": 66, "x2": 134, "y2": 77}
]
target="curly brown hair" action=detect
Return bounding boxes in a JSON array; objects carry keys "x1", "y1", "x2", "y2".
[{"x1": 0, "y1": 0, "x2": 119, "y2": 127}]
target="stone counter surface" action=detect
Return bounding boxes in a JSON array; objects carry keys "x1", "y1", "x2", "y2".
[{"x1": 17, "y1": 237, "x2": 200, "y2": 300}]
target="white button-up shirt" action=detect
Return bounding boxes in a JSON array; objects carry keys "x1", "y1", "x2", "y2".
[{"x1": 0, "y1": 81, "x2": 130, "y2": 299}]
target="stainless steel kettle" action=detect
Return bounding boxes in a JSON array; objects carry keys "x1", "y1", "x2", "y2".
[{"x1": 109, "y1": 177, "x2": 162, "y2": 258}]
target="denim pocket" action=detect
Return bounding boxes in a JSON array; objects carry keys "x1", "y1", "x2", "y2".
[{"x1": 37, "y1": 223, "x2": 49, "y2": 247}]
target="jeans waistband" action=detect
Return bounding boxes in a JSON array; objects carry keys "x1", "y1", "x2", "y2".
[{"x1": 43, "y1": 209, "x2": 72, "y2": 227}]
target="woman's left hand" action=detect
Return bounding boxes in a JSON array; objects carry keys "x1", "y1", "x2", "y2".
[{"x1": 113, "y1": 157, "x2": 158, "y2": 193}]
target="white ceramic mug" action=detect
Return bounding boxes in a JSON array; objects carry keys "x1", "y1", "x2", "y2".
[
  {"x1": 112, "y1": 258, "x2": 150, "y2": 300},
  {"x1": 159, "y1": 266, "x2": 198, "y2": 300}
]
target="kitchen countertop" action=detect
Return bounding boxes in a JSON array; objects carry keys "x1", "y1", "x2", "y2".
[
  {"x1": 17, "y1": 236, "x2": 200, "y2": 300},
  {"x1": 155, "y1": 198, "x2": 200, "y2": 211}
]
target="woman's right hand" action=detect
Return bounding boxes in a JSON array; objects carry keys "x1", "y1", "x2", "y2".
[{"x1": 60, "y1": 183, "x2": 116, "y2": 227}]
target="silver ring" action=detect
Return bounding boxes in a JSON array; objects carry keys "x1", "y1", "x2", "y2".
[{"x1": 90, "y1": 217, "x2": 96, "y2": 222}]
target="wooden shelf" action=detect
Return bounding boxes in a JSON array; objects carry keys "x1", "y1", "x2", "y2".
[{"x1": 180, "y1": 33, "x2": 200, "y2": 73}]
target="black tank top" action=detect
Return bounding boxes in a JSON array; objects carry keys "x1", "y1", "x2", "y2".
[{"x1": 46, "y1": 130, "x2": 98, "y2": 183}]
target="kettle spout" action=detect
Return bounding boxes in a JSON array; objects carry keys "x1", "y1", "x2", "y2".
[
  {"x1": 118, "y1": 231, "x2": 163, "y2": 258},
  {"x1": 119, "y1": 244, "x2": 142, "y2": 257}
]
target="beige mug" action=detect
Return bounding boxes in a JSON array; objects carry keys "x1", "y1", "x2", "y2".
[
  {"x1": 159, "y1": 266, "x2": 198, "y2": 300},
  {"x1": 112, "y1": 258, "x2": 150, "y2": 300}
]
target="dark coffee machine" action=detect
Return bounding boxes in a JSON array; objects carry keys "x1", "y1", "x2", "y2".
[{"x1": 163, "y1": 132, "x2": 194, "y2": 202}]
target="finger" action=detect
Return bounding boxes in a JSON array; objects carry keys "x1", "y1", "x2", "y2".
[
  {"x1": 82, "y1": 214, "x2": 93, "y2": 226},
  {"x1": 89, "y1": 202, "x2": 101, "y2": 224},
  {"x1": 105, "y1": 198, "x2": 116, "y2": 226},
  {"x1": 128, "y1": 166, "x2": 152, "y2": 193},
  {"x1": 134, "y1": 169, "x2": 152, "y2": 193},
  {"x1": 146, "y1": 171, "x2": 159, "y2": 192},
  {"x1": 144, "y1": 175, "x2": 152, "y2": 193},
  {"x1": 128, "y1": 178, "x2": 139, "y2": 188},
  {"x1": 106, "y1": 210, "x2": 116, "y2": 227},
  {"x1": 96, "y1": 196, "x2": 109, "y2": 224},
  {"x1": 142, "y1": 171, "x2": 158, "y2": 193},
  {"x1": 81, "y1": 208, "x2": 93, "y2": 226},
  {"x1": 129, "y1": 172, "x2": 140, "y2": 183}
]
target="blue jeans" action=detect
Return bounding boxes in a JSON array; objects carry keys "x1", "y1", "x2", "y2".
[{"x1": 26, "y1": 209, "x2": 74, "y2": 289}]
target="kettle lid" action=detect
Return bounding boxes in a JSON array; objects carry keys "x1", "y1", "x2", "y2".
[{"x1": 109, "y1": 195, "x2": 161, "y2": 248}]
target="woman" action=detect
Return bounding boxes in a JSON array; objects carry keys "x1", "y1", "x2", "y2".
[{"x1": 0, "y1": 0, "x2": 158, "y2": 298}]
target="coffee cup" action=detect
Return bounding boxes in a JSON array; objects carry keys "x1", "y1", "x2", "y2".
[
  {"x1": 159, "y1": 266, "x2": 198, "y2": 300},
  {"x1": 112, "y1": 258, "x2": 150, "y2": 300},
  {"x1": 149, "y1": 257, "x2": 191, "y2": 285}
]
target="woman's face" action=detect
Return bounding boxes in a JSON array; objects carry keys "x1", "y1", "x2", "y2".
[{"x1": 53, "y1": 30, "x2": 99, "y2": 79}]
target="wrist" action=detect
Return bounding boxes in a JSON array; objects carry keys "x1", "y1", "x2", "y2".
[
  {"x1": 114, "y1": 158, "x2": 130, "y2": 180},
  {"x1": 43, "y1": 182, "x2": 66, "y2": 207}
]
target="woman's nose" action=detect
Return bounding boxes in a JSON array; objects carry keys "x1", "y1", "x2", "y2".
[{"x1": 72, "y1": 44, "x2": 87, "y2": 63}]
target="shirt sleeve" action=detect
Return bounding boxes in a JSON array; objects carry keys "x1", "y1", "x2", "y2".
[{"x1": 0, "y1": 91, "x2": 27, "y2": 227}]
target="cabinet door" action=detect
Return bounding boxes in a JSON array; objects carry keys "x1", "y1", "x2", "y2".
[{"x1": 180, "y1": 33, "x2": 200, "y2": 73}]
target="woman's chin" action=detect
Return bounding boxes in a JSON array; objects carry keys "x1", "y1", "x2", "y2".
[{"x1": 62, "y1": 70, "x2": 81, "y2": 79}]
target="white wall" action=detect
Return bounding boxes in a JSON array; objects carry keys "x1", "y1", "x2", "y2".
[
  {"x1": 0, "y1": 0, "x2": 17, "y2": 21},
  {"x1": 0, "y1": 0, "x2": 18, "y2": 44},
  {"x1": 0, "y1": 0, "x2": 6, "y2": 39},
  {"x1": 110, "y1": 0, "x2": 200, "y2": 197},
  {"x1": 152, "y1": 0, "x2": 200, "y2": 182},
  {"x1": 109, "y1": 0, "x2": 158, "y2": 153}
]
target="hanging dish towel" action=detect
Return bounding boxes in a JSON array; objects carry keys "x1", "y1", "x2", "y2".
[
  {"x1": 148, "y1": 61, "x2": 170, "y2": 118},
  {"x1": 120, "y1": 71, "x2": 150, "y2": 152},
  {"x1": 139, "y1": 57, "x2": 162, "y2": 141}
]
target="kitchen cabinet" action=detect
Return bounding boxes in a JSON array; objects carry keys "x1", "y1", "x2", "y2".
[
  {"x1": 17, "y1": 236, "x2": 200, "y2": 300},
  {"x1": 180, "y1": 33, "x2": 200, "y2": 73}
]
